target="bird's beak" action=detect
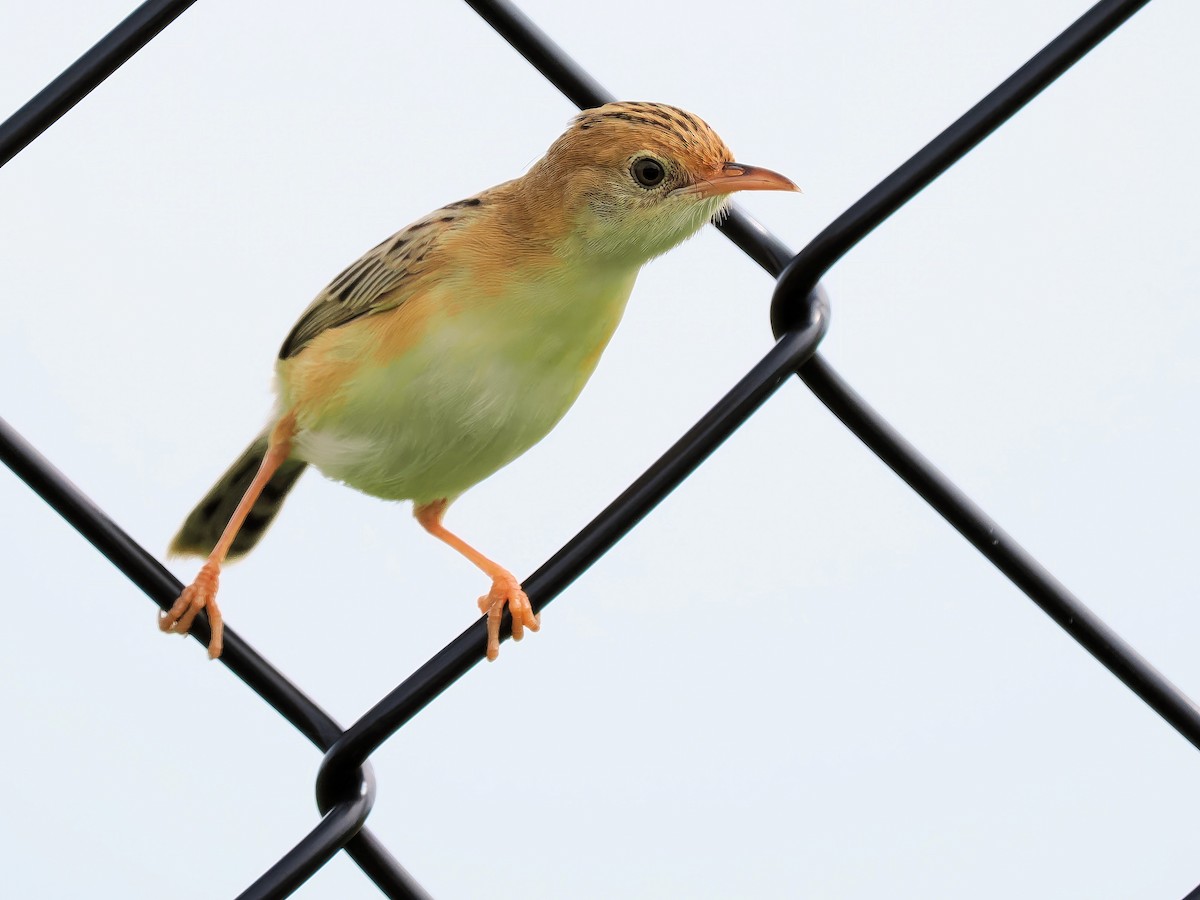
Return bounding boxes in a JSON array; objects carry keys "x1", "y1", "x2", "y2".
[{"x1": 674, "y1": 162, "x2": 800, "y2": 199}]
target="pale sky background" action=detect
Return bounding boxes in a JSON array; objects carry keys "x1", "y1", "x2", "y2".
[{"x1": 2, "y1": 1, "x2": 1199, "y2": 898}]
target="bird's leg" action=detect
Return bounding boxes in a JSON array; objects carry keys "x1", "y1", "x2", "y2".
[
  {"x1": 414, "y1": 499, "x2": 539, "y2": 661},
  {"x1": 161, "y1": 413, "x2": 297, "y2": 659}
]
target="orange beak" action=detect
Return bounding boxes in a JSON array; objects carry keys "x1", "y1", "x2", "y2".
[{"x1": 674, "y1": 162, "x2": 800, "y2": 199}]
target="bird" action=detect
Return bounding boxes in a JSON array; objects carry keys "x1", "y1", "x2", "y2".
[{"x1": 164, "y1": 101, "x2": 798, "y2": 662}]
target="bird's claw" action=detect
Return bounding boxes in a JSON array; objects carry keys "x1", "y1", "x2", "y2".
[
  {"x1": 160, "y1": 561, "x2": 225, "y2": 659},
  {"x1": 478, "y1": 573, "x2": 539, "y2": 661}
]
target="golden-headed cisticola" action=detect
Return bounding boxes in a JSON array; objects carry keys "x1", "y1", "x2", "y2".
[{"x1": 165, "y1": 101, "x2": 798, "y2": 661}]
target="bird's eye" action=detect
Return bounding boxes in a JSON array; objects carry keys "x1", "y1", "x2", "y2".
[{"x1": 631, "y1": 157, "x2": 666, "y2": 188}]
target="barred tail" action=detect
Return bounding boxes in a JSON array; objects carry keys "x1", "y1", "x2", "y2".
[{"x1": 169, "y1": 432, "x2": 308, "y2": 560}]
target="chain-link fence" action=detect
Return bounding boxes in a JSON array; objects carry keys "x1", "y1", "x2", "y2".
[{"x1": 2, "y1": 0, "x2": 1195, "y2": 897}]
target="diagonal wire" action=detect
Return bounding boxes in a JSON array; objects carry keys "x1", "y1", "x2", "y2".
[
  {"x1": 769, "y1": 0, "x2": 1155, "y2": 330},
  {"x1": 309, "y1": 0, "x2": 1199, "y2": 893},
  {"x1": 463, "y1": 0, "x2": 1200, "y2": 753},
  {"x1": 315, "y1": 301, "x2": 829, "y2": 799},
  {"x1": 0, "y1": 0, "x2": 1196, "y2": 897},
  {"x1": 0, "y1": 1, "x2": 427, "y2": 892},
  {"x1": 0, "y1": 417, "x2": 429, "y2": 900},
  {"x1": 0, "y1": 0, "x2": 199, "y2": 166}
]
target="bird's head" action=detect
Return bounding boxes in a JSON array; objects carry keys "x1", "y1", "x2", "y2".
[{"x1": 525, "y1": 101, "x2": 798, "y2": 266}]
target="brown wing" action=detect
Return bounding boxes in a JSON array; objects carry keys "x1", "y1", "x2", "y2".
[{"x1": 277, "y1": 197, "x2": 484, "y2": 359}]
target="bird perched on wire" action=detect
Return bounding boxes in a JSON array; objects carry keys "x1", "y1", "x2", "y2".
[{"x1": 165, "y1": 101, "x2": 798, "y2": 662}]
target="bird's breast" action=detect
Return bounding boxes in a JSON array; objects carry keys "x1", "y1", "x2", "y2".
[{"x1": 282, "y1": 265, "x2": 638, "y2": 503}]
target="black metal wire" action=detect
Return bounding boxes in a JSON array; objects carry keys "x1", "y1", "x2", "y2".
[
  {"x1": 759, "y1": 0, "x2": 1200, "y2": 748},
  {"x1": 769, "y1": 0, "x2": 1154, "y2": 333},
  {"x1": 0, "y1": 0, "x2": 1193, "y2": 897},
  {"x1": 464, "y1": 0, "x2": 611, "y2": 109},
  {"x1": 463, "y1": 0, "x2": 800, "y2": 278},
  {"x1": 0, "y1": 419, "x2": 338, "y2": 746},
  {"x1": 315, "y1": 294, "x2": 829, "y2": 803},
  {"x1": 0, "y1": 417, "x2": 427, "y2": 900},
  {"x1": 0, "y1": 0, "x2": 199, "y2": 167},
  {"x1": 0, "y1": 2, "x2": 424, "y2": 893},
  {"x1": 459, "y1": 0, "x2": 1200, "y2": 752},
  {"x1": 799, "y1": 358, "x2": 1200, "y2": 748},
  {"x1": 236, "y1": 767, "x2": 374, "y2": 900}
]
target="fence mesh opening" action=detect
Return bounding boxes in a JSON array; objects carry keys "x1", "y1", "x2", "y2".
[{"x1": 2, "y1": 0, "x2": 1198, "y2": 897}]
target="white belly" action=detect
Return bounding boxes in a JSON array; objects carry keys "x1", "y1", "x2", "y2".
[{"x1": 290, "y1": 269, "x2": 636, "y2": 504}]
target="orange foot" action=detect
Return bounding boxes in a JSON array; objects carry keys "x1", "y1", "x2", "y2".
[
  {"x1": 160, "y1": 561, "x2": 225, "y2": 659},
  {"x1": 477, "y1": 571, "x2": 540, "y2": 662}
]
